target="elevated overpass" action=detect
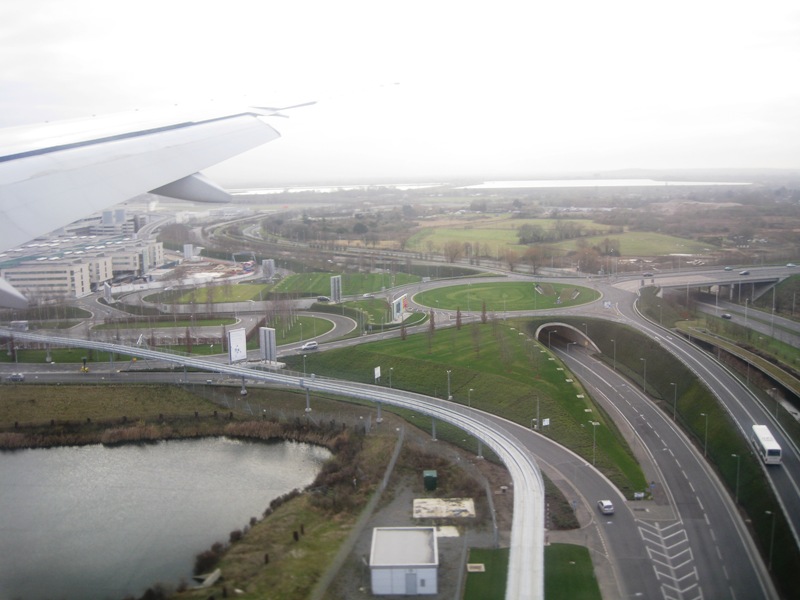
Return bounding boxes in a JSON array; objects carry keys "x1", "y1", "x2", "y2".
[
  {"x1": 0, "y1": 328, "x2": 546, "y2": 600},
  {"x1": 617, "y1": 265, "x2": 794, "y2": 302}
]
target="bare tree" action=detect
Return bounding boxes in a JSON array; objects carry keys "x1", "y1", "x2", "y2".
[{"x1": 444, "y1": 241, "x2": 464, "y2": 263}]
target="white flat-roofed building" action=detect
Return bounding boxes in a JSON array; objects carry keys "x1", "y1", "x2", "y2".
[
  {"x1": 1, "y1": 259, "x2": 91, "y2": 301},
  {"x1": 88, "y1": 255, "x2": 114, "y2": 288},
  {"x1": 370, "y1": 527, "x2": 438, "y2": 595}
]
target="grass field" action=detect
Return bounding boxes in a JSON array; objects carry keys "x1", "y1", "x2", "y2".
[
  {"x1": 274, "y1": 272, "x2": 420, "y2": 296},
  {"x1": 414, "y1": 281, "x2": 600, "y2": 312},
  {"x1": 146, "y1": 283, "x2": 268, "y2": 304},
  {"x1": 464, "y1": 547, "x2": 509, "y2": 599},
  {"x1": 282, "y1": 318, "x2": 646, "y2": 496},
  {"x1": 406, "y1": 216, "x2": 597, "y2": 254},
  {"x1": 405, "y1": 214, "x2": 716, "y2": 258},
  {"x1": 550, "y1": 230, "x2": 717, "y2": 256},
  {"x1": 544, "y1": 544, "x2": 602, "y2": 600}
]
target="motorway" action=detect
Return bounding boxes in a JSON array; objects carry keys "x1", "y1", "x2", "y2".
[{"x1": 3, "y1": 264, "x2": 798, "y2": 599}]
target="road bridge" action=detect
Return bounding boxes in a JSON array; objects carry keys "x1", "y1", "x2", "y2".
[{"x1": 0, "y1": 328, "x2": 546, "y2": 600}]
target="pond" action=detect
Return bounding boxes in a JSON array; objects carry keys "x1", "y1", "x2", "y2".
[{"x1": 0, "y1": 438, "x2": 331, "y2": 599}]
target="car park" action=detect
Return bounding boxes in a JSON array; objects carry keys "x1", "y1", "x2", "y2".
[
  {"x1": 300, "y1": 341, "x2": 319, "y2": 350},
  {"x1": 597, "y1": 500, "x2": 614, "y2": 515}
]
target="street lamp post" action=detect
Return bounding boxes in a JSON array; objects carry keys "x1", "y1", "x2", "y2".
[
  {"x1": 389, "y1": 367, "x2": 393, "y2": 389},
  {"x1": 670, "y1": 382, "x2": 677, "y2": 421},
  {"x1": 589, "y1": 421, "x2": 600, "y2": 465},
  {"x1": 582, "y1": 323, "x2": 587, "y2": 335},
  {"x1": 303, "y1": 354, "x2": 307, "y2": 377},
  {"x1": 446, "y1": 369, "x2": 452, "y2": 401},
  {"x1": 772, "y1": 388, "x2": 780, "y2": 420},
  {"x1": 610, "y1": 339, "x2": 616, "y2": 370},
  {"x1": 640, "y1": 357, "x2": 647, "y2": 393},
  {"x1": 568, "y1": 341, "x2": 576, "y2": 352},
  {"x1": 468, "y1": 388, "x2": 474, "y2": 407},
  {"x1": 732, "y1": 453, "x2": 740, "y2": 504},
  {"x1": 700, "y1": 412, "x2": 709, "y2": 457},
  {"x1": 299, "y1": 321, "x2": 303, "y2": 343},
  {"x1": 766, "y1": 510, "x2": 776, "y2": 571}
]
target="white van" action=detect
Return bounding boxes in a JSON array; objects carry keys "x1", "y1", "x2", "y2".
[{"x1": 300, "y1": 341, "x2": 318, "y2": 351}]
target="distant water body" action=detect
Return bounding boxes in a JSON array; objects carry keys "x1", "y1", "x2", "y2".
[
  {"x1": 460, "y1": 178, "x2": 751, "y2": 189},
  {"x1": 0, "y1": 438, "x2": 330, "y2": 600}
]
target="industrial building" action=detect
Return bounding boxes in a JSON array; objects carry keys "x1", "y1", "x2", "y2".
[{"x1": 369, "y1": 527, "x2": 438, "y2": 595}]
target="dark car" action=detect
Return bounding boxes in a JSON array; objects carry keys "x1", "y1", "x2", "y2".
[
  {"x1": 739, "y1": 270, "x2": 750, "y2": 276},
  {"x1": 722, "y1": 313, "x2": 732, "y2": 320}
]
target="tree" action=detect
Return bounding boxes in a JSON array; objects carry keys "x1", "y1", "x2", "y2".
[
  {"x1": 353, "y1": 222, "x2": 368, "y2": 235},
  {"x1": 505, "y1": 249, "x2": 519, "y2": 272},
  {"x1": 523, "y1": 246, "x2": 544, "y2": 275},
  {"x1": 444, "y1": 240, "x2": 464, "y2": 263}
]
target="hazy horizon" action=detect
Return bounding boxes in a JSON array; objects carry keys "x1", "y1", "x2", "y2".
[{"x1": 3, "y1": 1, "x2": 800, "y2": 186}]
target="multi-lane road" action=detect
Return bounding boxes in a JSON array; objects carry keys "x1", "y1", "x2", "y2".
[{"x1": 2, "y1": 264, "x2": 798, "y2": 599}]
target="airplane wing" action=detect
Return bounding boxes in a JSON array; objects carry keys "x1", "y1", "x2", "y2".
[{"x1": 0, "y1": 104, "x2": 311, "y2": 308}]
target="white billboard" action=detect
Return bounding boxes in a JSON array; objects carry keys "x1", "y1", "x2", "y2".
[{"x1": 228, "y1": 328, "x2": 248, "y2": 363}]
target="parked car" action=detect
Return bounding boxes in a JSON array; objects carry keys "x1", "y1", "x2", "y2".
[
  {"x1": 5, "y1": 373, "x2": 25, "y2": 382},
  {"x1": 317, "y1": 296, "x2": 331, "y2": 302},
  {"x1": 597, "y1": 500, "x2": 614, "y2": 515},
  {"x1": 300, "y1": 341, "x2": 318, "y2": 351},
  {"x1": 739, "y1": 270, "x2": 750, "y2": 275}
]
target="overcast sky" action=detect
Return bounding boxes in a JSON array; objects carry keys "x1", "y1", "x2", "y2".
[{"x1": 2, "y1": 0, "x2": 799, "y2": 185}]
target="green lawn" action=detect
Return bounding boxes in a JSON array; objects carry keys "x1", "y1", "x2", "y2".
[
  {"x1": 464, "y1": 547, "x2": 508, "y2": 599},
  {"x1": 414, "y1": 281, "x2": 601, "y2": 312},
  {"x1": 145, "y1": 283, "x2": 268, "y2": 304},
  {"x1": 283, "y1": 318, "x2": 646, "y2": 496},
  {"x1": 544, "y1": 544, "x2": 602, "y2": 600},
  {"x1": 274, "y1": 272, "x2": 420, "y2": 296}
]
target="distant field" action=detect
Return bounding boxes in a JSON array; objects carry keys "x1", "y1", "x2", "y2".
[
  {"x1": 406, "y1": 214, "x2": 715, "y2": 258},
  {"x1": 408, "y1": 216, "x2": 595, "y2": 253},
  {"x1": 551, "y1": 231, "x2": 717, "y2": 256}
]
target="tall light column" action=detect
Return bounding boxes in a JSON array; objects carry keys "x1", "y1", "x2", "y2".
[
  {"x1": 766, "y1": 510, "x2": 776, "y2": 571},
  {"x1": 589, "y1": 421, "x2": 600, "y2": 465},
  {"x1": 670, "y1": 382, "x2": 677, "y2": 421},
  {"x1": 610, "y1": 339, "x2": 616, "y2": 370},
  {"x1": 700, "y1": 412, "x2": 709, "y2": 457},
  {"x1": 446, "y1": 369, "x2": 452, "y2": 400},
  {"x1": 732, "y1": 453, "x2": 740, "y2": 504},
  {"x1": 640, "y1": 357, "x2": 647, "y2": 393}
]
